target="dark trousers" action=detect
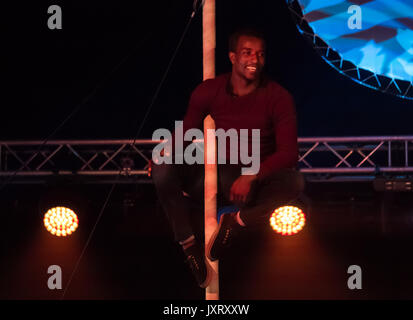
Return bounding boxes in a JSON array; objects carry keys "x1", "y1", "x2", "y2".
[{"x1": 152, "y1": 162, "x2": 305, "y2": 242}]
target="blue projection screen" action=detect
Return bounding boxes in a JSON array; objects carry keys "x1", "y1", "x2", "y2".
[{"x1": 288, "y1": 0, "x2": 413, "y2": 99}]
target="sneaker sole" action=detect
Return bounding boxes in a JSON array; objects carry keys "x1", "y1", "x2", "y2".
[{"x1": 200, "y1": 258, "x2": 214, "y2": 288}]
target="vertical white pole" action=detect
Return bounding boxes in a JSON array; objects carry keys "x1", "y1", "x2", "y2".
[{"x1": 202, "y1": 0, "x2": 219, "y2": 300}]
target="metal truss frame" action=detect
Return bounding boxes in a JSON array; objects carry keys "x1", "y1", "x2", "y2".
[
  {"x1": 1, "y1": 136, "x2": 413, "y2": 184},
  {"x1": 299, "y1": 136, "x2": 413, "y2": 182},
  {"x1": 0, "y1": 140, "x2": 158, "y2": 184}
]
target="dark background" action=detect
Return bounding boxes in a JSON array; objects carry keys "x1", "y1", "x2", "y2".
[
  {"x1": 2, "y1": 0, "x2": 413, "y2": 301},
  {"x1": 3, "y1": 0, "x2": 412, "y2": 141}
]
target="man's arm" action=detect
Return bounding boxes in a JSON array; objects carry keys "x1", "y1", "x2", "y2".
[
  {"x1": 173, "y1": 80, "x2": 213, "y2": 147},
  {"x1": 150, "y1": 80, "x2": 214, "y2": 169},
  {"x1": 229, "y1": 87, "x2": 297, "y2": 201},
  {"x1": 256, "y1": 87, "x2": 298, "y2": 180}
]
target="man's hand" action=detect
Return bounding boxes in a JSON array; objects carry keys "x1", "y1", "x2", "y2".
[{"x1": 230, "y1": 174, "x2": 257, "y2": 203}]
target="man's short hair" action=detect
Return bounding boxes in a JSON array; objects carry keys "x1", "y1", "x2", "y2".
[{"x1": 228, "y1": 27, "x2": 266, "y2": 53}]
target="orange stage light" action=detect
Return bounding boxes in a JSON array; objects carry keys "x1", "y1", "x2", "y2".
[
  {"x1": 44, "y1": 207, "x2": 79, "y2": 237},
  {"x1": 270, "y1": 206, "x2": 305, "y2": 235}
]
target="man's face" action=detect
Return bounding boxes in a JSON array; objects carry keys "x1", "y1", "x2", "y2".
[{"x1": 229, "y1": 35, "x2": 265, "y2": 81}]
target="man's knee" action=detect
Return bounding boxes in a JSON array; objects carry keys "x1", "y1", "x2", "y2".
[
  {"x1": 291, "y1": 170, "x2": 306, "y2": 193},
  {"x1": 151, "y1": 163, "x2": 175, "y2": 189},
  {"x1": 263, "y1": 168, "x2": 306, "y2": 194},
  {"x1": 284, "y1": 169, "x2": 305, "y2": 196}
]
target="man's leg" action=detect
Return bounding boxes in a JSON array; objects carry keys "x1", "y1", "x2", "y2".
[
  {"x1": 239, "y1": 169, "x2": 306, "y2": 226},
  {"x1": 151, "y1": 162, "x2": 204, "y2": 242},
  {"x1": 207, "y1": 167, "x2": 305, "y2": 261},
  {"x1": 151, "y1": 162, "x2": 212, "y2": 288},
  {"x1": 217, "y1": 164, "x2": 242, "y2": 206},
  {"x1": 206, "y1": 164, "x2": 244, "y2": 261}
]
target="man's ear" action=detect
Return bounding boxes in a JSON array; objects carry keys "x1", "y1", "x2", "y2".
[{"x1": 229, "y1": 52, "x2": 236, "y2": 65}]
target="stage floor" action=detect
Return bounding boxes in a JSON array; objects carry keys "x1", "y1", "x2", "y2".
[{"x1": 1, "y1": 181, "x2": 413, "y2": 300}]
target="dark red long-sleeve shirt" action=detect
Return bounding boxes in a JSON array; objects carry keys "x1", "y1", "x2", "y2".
[{"x1": 180, "y1": 72, "x2": 298, "y2": 180}]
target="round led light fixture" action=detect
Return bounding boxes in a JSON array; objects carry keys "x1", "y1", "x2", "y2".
[
  {"x1": 270, "y1": 206, "x2": 306, "y2": 235},
  {"x1": 44, "y1": 206, "x2": 79, "y2": 237}
]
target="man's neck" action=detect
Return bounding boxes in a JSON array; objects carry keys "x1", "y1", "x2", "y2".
[{"x1": 229, "y1": 73, "x2": 261, "y2": 97}]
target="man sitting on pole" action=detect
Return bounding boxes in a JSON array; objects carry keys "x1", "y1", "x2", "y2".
[{"x1": 151, "y1": 27, "x2": 305, "y2": 288}]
